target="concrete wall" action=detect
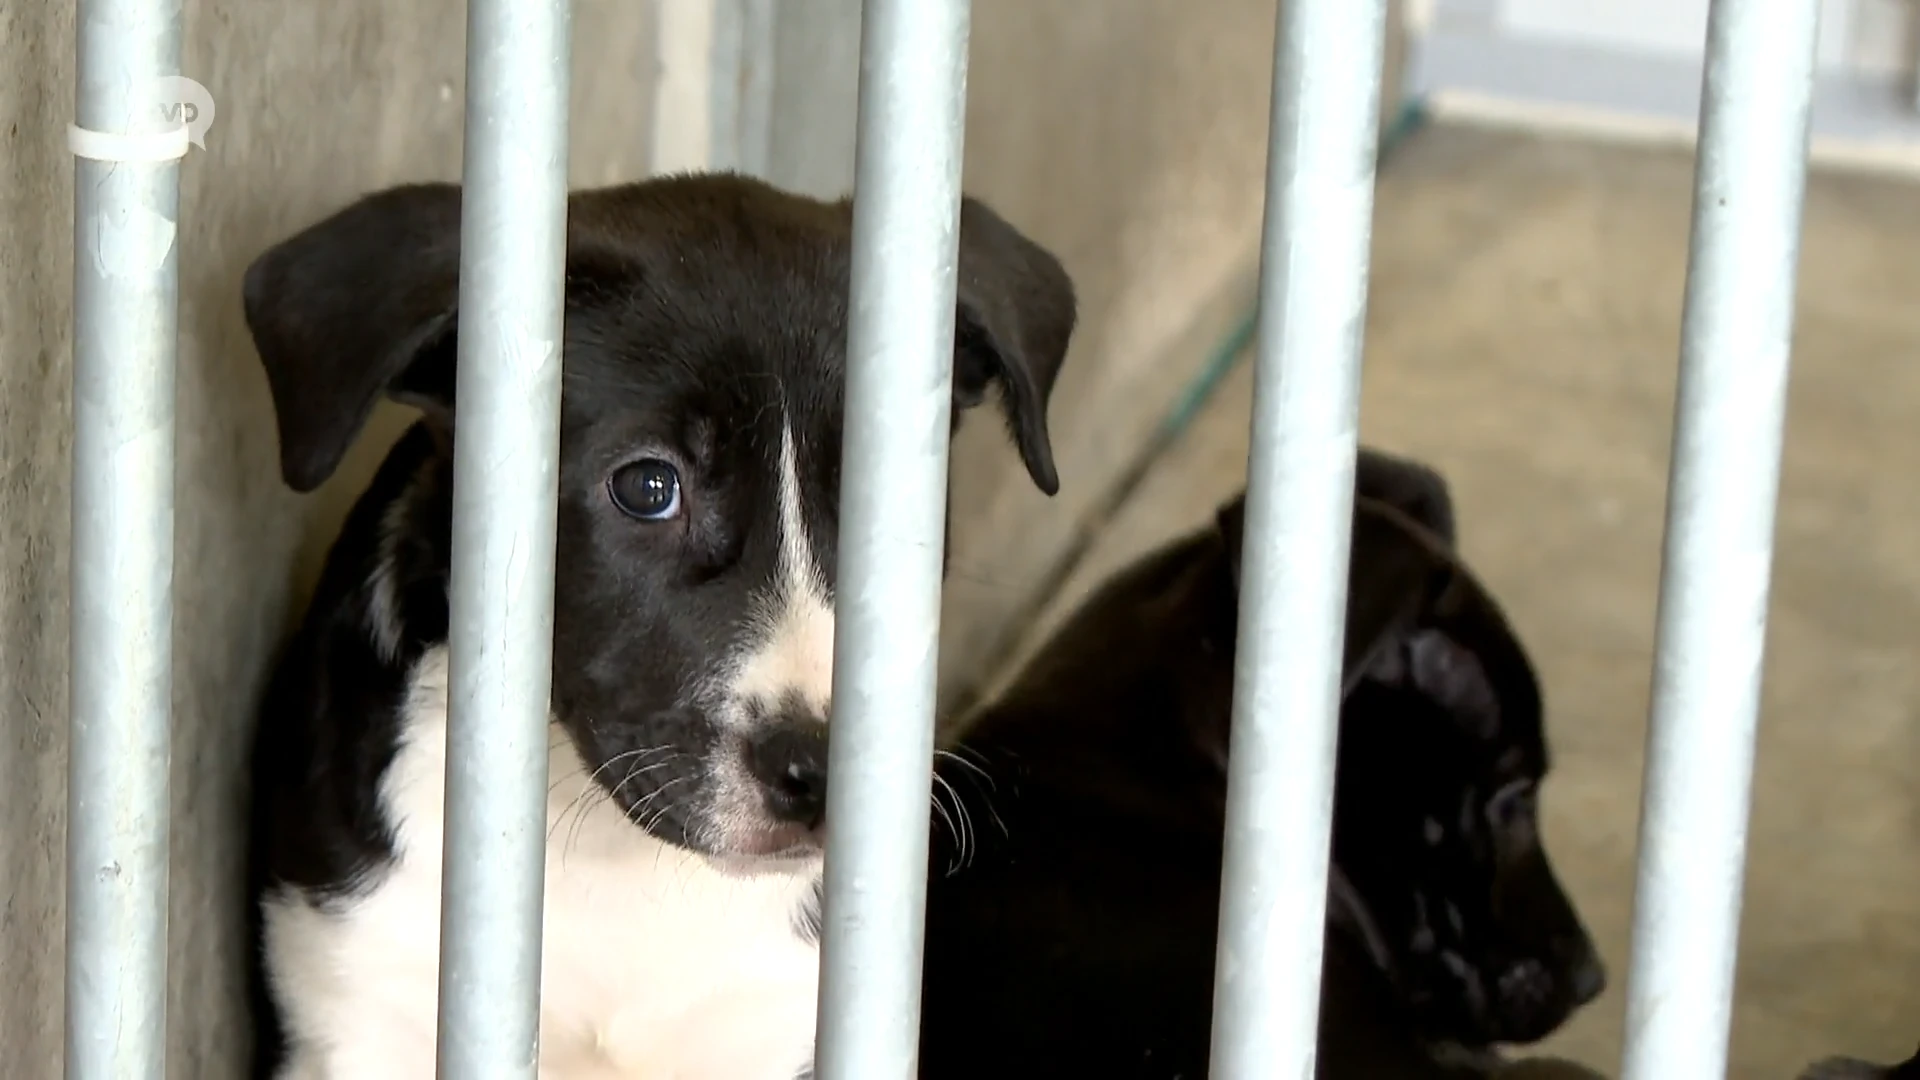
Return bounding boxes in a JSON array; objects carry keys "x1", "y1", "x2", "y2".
[{"x1": 0, "y1": 0, "x2": 1401, "y2": 1072}]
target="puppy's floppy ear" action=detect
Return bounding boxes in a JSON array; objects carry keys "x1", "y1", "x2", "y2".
[
  {"x1": 952, "y1": 197, "x2": 1078, "y2": 496},
  {"x1": 1215, "y1": 447, "x2": 1456, "y2": 581},
  {"x1": 1215, "y1": 492, "x2": 1248, "y2": 581},
  {"x1": 1339, "y1": 500, "x2": 1453, "y2": 695},
  {"x1": 1209, "y1": 491, "x2": 1445, "y2": 695},
  {"x1": 242, "y1": 182, "x2": 466, "y2": 493},
  {"x1": 1355, "y1": 446, "x2": 1458, "y2": 547}
]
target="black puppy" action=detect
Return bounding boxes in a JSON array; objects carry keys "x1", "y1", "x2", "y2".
[
  {"x1": 240, "y1": 174, "x2": 1076, "y2": 1078},
  {"x1": 918, "y1": 452, "x2": 1606, "y2": 1078}
]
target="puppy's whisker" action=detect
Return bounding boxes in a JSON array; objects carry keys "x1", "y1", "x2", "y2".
[
  {"x1": 935, "y1": 747, "x2": 996, "y2": 790},
  {"x1": 607, "y1": 760, "x2": 675, "y2": 802},
  {"x1": 548, "y1": 766, "x2": 586, "y2": 799},
  {"x1": 928, "y1": 788, "x2": 961, "y2": 875},
  {"x1": 586, "y1": 757, "x2": 680, "y2": 852},
  {"x1": 980, "y1": 793, "x2": 1009, "y2": 841},
  {"x1": 561, "y1": 789, "x2": 613, "y2": 865},
  {"x1": 545, "y1": 733, "x2": 589, "y2": 798},
  {"x1": 548, "y1": 745, "x2": 666, "y2": 848},
  {"x1": 932, "y1": 771, "x2": 975, "y2": 869},
  {"x1": 549, "y1": 777, "x2": 601, "y2": 867},
  {"x1": 638, "y1": 776, "x2": 693, "y2": 835},
  {"x1": 606, "y1": 764, "x2": 678, "y2": 839},
  {"x1": 930, "y1": 768, "x2": 979, "y2": 875},
  {"x1": 630, "y1": 775, "x2": 692, "y2": 834},
  {"x1": 552, "y1": 745, "x2": 641, "y2": 810},
  {"x1": 582, "y1": 745, "x2": 668, "y2": 792},
  {"x1": 550, "y1": 784, "x2": 598, "y2": 847},
  {"x1": 955, "y1": 784, "x2": 979, "y2": 868},
  {"x1": 947, "y1": 744, "x2": 1003, "y2": 786},
  {"x1": 936, "y1": 749, "x2": 1007, "y2": 843}
]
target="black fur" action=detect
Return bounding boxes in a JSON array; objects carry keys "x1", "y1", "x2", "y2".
[
  {"x1": 240, "y1": 173, "x2": 1077, "y2": 1076},
  {"x1": 917, "y1": 453, "x2": 1604, "y2": 1078},
  {"x1": 1799, "y1": 1046, "x2": 1920, "y2": 1080}
]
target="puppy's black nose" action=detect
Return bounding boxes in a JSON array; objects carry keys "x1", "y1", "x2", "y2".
[{"x1": 747, "y1": 724, "x2": 829, "y2": 829}]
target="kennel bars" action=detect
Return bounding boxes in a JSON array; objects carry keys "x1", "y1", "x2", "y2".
[
  {"x1": 58, "y1": 0, "x2": 1822, "y2": 1076},
  {"x1": 1209, "y1": 0, "x2": 1388, "y2": 1075},
  {"x1": 1618, "y1": 1, "x2": 1821, "y2": 1077},
  {"x1": 65, "y1": 0, "x2": 183, "y2": 1075},
  {"x1": 432, "y1": 0, "x2": 574, "y2": 1075},
  {"x1": 813, "y1": 1, "x2": 973, "y2": 1076}
]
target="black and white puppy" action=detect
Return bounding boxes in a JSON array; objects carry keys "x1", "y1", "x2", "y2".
[
  {"x1": 917, "y1": 451, "x2": 1606, "y2": 1078},
  {"x1": 240, "y1": 174, "x2": 1076, "y2": 1079}
]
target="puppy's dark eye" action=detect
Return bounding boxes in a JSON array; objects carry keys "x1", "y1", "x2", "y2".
[{"x1": 608, "y1": 459, "x2": 683, "y2": 521}]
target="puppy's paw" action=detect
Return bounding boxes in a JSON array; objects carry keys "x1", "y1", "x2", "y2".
[
  {"x1": 1493, "y1": 1056, "x2": 1610, "y2": 1080},
  {"x1": 1796, "y1": 1057, "x2": 1894, "y2": 1080}
]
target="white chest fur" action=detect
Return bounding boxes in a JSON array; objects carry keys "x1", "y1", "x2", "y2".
[{"x1": 264, "y1": 647, "x2": 822, "y2": 1080}]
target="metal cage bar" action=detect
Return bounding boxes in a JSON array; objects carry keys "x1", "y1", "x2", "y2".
[
  {"x1": 813, "y1": 0, "x2": 973, "y2": 1076},
  {"x1": 433, "y1": 0, "x2": 574, "y2": 1073},
  {"x1": 48, "y1": 0, "x2": 1839, "y2": 1071},
  {"x1": 1209, "y1": 0, "x2": 1390, "y2": 1075},
  {"x1": 1617, "y1": 0, "x2": 1821, "y2": 1077},
  {"x1": 64, "y1": 0, "x2": 185, "y2": 1075}
]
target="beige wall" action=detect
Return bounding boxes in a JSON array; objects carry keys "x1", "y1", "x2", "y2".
[{"x1": 0, "y1": 0, "x2": 1403, "y2": 1072}]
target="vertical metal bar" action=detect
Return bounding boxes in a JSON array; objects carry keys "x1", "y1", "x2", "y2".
[
  {"x1": 813, "y1": 0, "x2": 970, "y2": 1076},
  {"x1": 1618, "y1": 1, "x2": 1820, "y2": 1078},
  {"x1": 1209, "y1": 0, "x2": 1388, "y2": 1075},
  {"x1": 434, "y1": 0, "x2": 573, "y2": 1073},
  {"x1": 64, "y1": 0, "x2": 184, "y2": 1074}
]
